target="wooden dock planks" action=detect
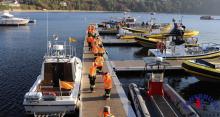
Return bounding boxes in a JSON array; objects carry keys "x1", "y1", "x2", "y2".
[{"x1": 80, "y1": 40, "x2": 136, "y2": 117}]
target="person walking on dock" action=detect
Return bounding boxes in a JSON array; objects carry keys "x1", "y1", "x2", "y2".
[
  {"x1": 89, "y1": 62, "x2": 97, "y2": 92},
  {"x1": 98, "y1": 45, "x2": 105, "y2": 57},
  {"x1": 87, "y1": 36, "x2": 94, "y2": 50},
  {"x1": 92, "y1": 44, "x2": 99, "y2": 57},
  {"x1": 103, "y1": 72, "x2": 112, "y2": 99},
  {"x1": 95, "y1": 56, "x2": 104, "y2": 73}
]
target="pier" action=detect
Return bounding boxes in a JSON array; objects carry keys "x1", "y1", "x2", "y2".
[
  {"x1": 80, "y1": 39, "x2": 136, "y2": 117},
  {"x1": 102, "y1": 39, "x2": 140, "y2": 46}
]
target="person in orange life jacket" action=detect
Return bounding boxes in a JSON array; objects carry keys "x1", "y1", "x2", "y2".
[
  {"x1": 103, "y1": 72, "x2": 112, "y2": 99},
  {"x1": 87, "y1": 36, "x2": 94, "y2": 50},
  {"x1": 98, "y1": 45, "x2": 105, "y2": 56},
  {"x1": 89, "y1": 62, "x2": 97, "y2": 92},
  {"x1": 95, "y1": 56, "x2": 104, "y2": 73},
  {"x1": 103, "y1": 106, "x2": 115, "y2": 117},
  {"x1": 92, "y1": 44, "x2": 99, "y2": 57},
  {"x1": 95, "y1": 36, "x2": 103, "y2": 47}
]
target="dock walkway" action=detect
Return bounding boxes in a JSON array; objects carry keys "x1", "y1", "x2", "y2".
[{"x1": 80, "y1": 40, "x2": 136, "y2": 117}]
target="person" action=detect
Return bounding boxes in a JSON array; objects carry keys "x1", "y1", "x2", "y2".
[
  {"x1": 95, "y1": 36, "x2": 103, "y2": 47},
  {"x1": 89, "y1": 62, "x2": 97, "y2": 92},
  {"x1": 92, "y1": 44, "x2": 99, "y2": 57},
  {"x1": 141, "y1": 21, "x2": 145, "y2": 27},
  {"x1": 98, "y1": 45, "x2": 105, "y2": 56},
  {"x1": 103, "y1": 72, "x2": 112, "y2": 99},
  {"x1": 103, "y1": 106, "x2": 115, "y2": 117},
  {"x1": 95, "y1": 56, "x2": 104, "y2": 73},
  {"x1": 87, "y1": 36, "x2": 94, "y2": 50}
]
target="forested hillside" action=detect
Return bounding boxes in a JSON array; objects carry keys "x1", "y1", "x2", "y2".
[{"x1": 2, "y1": 0, "x2": 220, "y2": 14}]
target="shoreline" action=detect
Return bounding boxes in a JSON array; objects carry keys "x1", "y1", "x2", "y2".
[
  {"x1": 8, "y1": 9, "x2": 124, "y2": 13},
  {"x1": 2, "y1": 9, "x2": 220, "y2": 16}
]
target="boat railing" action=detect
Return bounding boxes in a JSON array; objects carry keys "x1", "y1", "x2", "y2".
[{"x1": 45, "y1": 40, "x2": 76, "y2": 59}]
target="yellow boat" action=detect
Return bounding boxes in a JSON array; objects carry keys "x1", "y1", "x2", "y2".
[
  {"x1": 182, "y1": 59, "x2": 220, "y2": 81},
  {"x1": 145, "y1": 30, "x2": 199, "y2": 39},
  {"x1": 122, "y1": 27, "x2": 150, "y2": 34},
  {"x1": 135, "y1": 36, "x2": 199, "y2": 48}
]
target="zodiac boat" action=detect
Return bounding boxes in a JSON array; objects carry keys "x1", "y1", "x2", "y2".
[
  {"x1": 23, "y1": 36, "x2": 82, "y2": 116},
  {"x1": 182, "y1": 59, "x2": 220, "y2": 81}
]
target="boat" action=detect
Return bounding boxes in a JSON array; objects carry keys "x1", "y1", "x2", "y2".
[
  {"x1": 23, "y1": 36, "x2": 82, "y2": 116},
  {"x1": 200, "y1": 16, "x2": 214, "y2": 20},
  {"x1": 148, "y1": 43, "x2": 220, "y2": 60},
  {"x1": 145, "y1": 30, "x2": 199, "y2": 39},
  {"x1": 128, "y1": 83, "x2": 150, "y2": 117},
  {"x1": 0, "y1": 11, "x2": 29, "y2": 26},
  {"x1": 182, "y1": 59, "x2": 220, "y2": 81}
]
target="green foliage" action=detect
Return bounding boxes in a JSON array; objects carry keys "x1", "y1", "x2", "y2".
[{"x1": 2, "y1": 0, "x2": 220, "y2": 14}]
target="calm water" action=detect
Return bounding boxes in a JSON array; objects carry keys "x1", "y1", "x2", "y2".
[{"x1": 0, "y1": 12, "x2": 220, "y2": 116}]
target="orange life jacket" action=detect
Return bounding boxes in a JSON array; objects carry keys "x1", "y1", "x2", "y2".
[
  {"x1": 98, "y1": 47, "x2": 105, "y2": 54},
  {"x1": 89, "y1": 65, "x2": 97, "y2": 77},
  {"x1": 103, "y1": 73, "x2": 112, "y2": 89},
  {"x1": 92, "y1": 45, "x2": 99, "y2": 54},
  {"x1": 95, "y1": 56, "x2": 104, "y2": 67},
  {"x1": 87, "y1": 37, "x2": 94, "y2": 43}
]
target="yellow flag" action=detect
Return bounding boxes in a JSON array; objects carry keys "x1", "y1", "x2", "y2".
[{"x1": 69, "y1": 37, "x2": 76, "y2": 43}]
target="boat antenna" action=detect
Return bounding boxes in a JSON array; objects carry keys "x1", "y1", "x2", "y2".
[{"x1": 46, "y1": 0, "x2": 49, "y2": 55}]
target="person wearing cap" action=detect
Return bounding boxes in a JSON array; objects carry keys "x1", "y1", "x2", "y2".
[
  {"x1": 103, "y1": 72, "x2": 112, "y2": 99},
  {"x1": 89, "y1": 62, "x2": 97, "y2": 92},
  {"x1": 95, "y1": 56, "x2": 104, "y2": 73},
  {"x1": 103, "y1": 106, "x2": 115, "y2": 117}
]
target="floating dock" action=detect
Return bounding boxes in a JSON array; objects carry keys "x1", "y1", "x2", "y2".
[
  {"x1": 80, "y1": 39, "x2": 136, "y2": 117},
  {"x1": 98, "y1": 29, "x2": 118, "y2": 35},
  {"x1": 102, "y1": 39, "x2": 140, "y2": 46},
  {"x1": 111, "y1": 59, "x2": 183, "y2": 72}
]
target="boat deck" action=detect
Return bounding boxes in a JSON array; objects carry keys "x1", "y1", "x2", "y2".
[
  {"x1": 80, "y1": 40, "x2": 136, "y2": 117},
  {"x1": 152, "y1": 95, "x2": 178, "y2": 117}
]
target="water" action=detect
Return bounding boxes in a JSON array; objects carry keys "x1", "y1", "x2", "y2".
[{"x1": 0, "y1": 12, "x2": 220, "y2": 116}]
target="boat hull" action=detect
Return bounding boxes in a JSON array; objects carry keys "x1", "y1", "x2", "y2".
[
  {"x1": 182, "y1": 61, "x2": 220, "y2": 81},
  {"x1": 0, "y1": 20, "x2": 29, "y2": 26},
  {"x1": 24, "y1": 104, "x2": 77, "y2": 114},
  {"x1": 164, "y1": 51, "x2": 220, "y2": 60},
  {"x1": 135, "y1": 37, "x2": 158, "y2": 48}
]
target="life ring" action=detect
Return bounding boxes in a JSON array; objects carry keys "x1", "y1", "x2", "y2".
[{"x1": 156, "y1": 42, "x2": 166, "y2": 52}]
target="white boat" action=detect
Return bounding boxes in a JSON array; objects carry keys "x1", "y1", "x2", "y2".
[
  {"x1": 23, "y1": 36, "x2": 82, "y2": 116},
  {"x1": 148, "y1": 42, "x2": 220, "y2": 60},
  {"x1": 122, "y1": 12, "x2": 137, "y2": 25},
  {"x1": 0, "y1": 11, "x2": 29, "y2": 26}
]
